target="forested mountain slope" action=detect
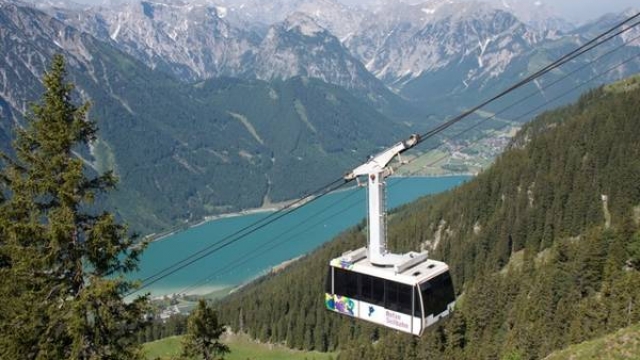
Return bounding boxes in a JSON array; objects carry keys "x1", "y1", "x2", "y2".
[
  {"x1": 216, "y1": 78, "x2": 640, "y2": 359},
  {"x1": 0, "y1": 2, "x2": 407, "y2": 234}
]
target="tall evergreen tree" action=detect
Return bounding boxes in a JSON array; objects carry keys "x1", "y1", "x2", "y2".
[
  {"x1": 0, "y1": 54, "x2": 148, "y2": 359},
  {"x1": 182, "y1": 299, "x2": 229, "y2": 360}
]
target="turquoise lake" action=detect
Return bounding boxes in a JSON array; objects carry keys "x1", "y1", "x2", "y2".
[{"x1": 131, "y1": 176, "x2": 470, "y2": 297}]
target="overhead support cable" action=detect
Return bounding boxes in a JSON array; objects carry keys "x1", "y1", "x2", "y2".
[{"x1": 128, "y1": 178, "x2": 347, "y2": 295}]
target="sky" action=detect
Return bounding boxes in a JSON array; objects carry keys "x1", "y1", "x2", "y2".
[
  {"x1": 67, "y1": 0, "x2": 639, "y2": 23},
  {"x1": 546, "y1": 0, "x2": 638, "y2": 22}
]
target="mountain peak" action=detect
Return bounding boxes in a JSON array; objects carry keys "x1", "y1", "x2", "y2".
[
  {"x1": 485, "y1": 0, "x2": 574, "y2": 31},
  {"x1": 283, "y1": 12, "x2": 326, "y2": 37}
]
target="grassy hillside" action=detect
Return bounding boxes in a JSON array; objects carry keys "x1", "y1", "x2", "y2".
[
  {"x1": 544, "y1": 323, "x2": 640, "y2": 360},
  {"x1": 216, "y1": 80, "x2": 640, "y2": 359},
  {"x1": 143, "y1": 333, "x2": 337, "y2": 360}
]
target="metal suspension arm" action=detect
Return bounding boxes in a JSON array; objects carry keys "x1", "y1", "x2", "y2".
[
  {"x1": 343, "y1": 134, "x2": 420, "y2": 266},
  {"x1": 344, "y1": 134, "x2": 420, "y2": 181}
]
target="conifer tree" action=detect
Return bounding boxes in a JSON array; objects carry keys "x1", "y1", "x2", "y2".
[
  {"x1": 0, "y1": 54, "x2": 148, "y2": 359},
  {"x1": 182, "y1": 299, "x2": 229, "y2": 360}
]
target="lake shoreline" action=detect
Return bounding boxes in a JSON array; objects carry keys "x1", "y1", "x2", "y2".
[
  {"x1": 147, "y1": 174, "x2": 472, "y2": 243},
  {"x1": 135, "y1": 175, "x2": 472, "y2": 299}
]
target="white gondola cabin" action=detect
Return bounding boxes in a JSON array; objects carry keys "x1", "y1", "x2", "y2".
[
  {"x1": 325, "y1": 134, "x2": 455, "y2": 336},
  {"x1": 325, "y1": 248, "x2": 455, "y2": 336}
]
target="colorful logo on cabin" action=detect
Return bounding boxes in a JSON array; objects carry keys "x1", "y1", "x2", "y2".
[
  {"x1": 325, "y1": 294, "x2": 335, "y2": 311},
  {"x1": 325, "y1": 294, "x2": 355, "y2": 316}
]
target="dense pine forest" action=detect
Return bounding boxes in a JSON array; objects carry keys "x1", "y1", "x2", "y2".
[{"x1": 216, "y1": 77, "x2": 640, "y2": 359}]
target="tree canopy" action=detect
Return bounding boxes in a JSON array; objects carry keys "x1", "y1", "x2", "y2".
[
  {"x1": 0, "y1": 54, "x2": 149, "y2": 359},
  {"x1": 182, "y1": 299, "x2": 229, "y2": 360}
]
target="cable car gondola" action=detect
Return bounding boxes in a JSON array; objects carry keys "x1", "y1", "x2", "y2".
[{"x1": 325, "y1": 134, "x2": 455, "y2": 336}]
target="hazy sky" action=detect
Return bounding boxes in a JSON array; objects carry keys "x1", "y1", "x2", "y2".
[
  {"x1": 68, "y1": 0, "x2": 639, "y2": 23},
  {"x1": 546, "y1": 0, "x2": 638, "y2": 22}
]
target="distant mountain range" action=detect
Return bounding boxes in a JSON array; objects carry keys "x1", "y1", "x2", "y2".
[
  {"x1": 1, "y1": 0, "x2": 638, "y2": 233},
  {"x1": 30, "y1": 0, "x2": 640, "y2": 112}
]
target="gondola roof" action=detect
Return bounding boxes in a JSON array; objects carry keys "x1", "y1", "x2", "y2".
[{"x1": 330, "y1": 247, "x2": 450, "y2": 286}]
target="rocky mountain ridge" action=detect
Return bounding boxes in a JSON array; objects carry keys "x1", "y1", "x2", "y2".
[{"x1": 26, "y1": 0, "x2": 640, "y2": 116}]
